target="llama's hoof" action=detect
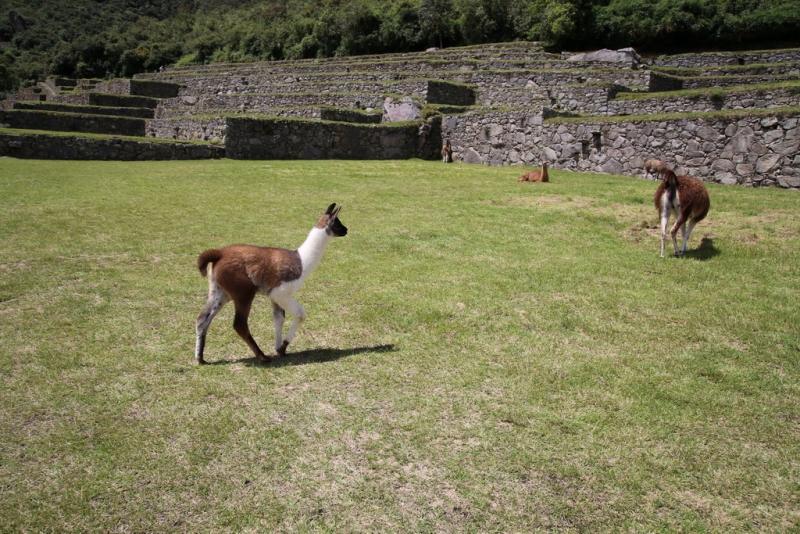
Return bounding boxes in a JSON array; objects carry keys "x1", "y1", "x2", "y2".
[
  {"x1": 256, "y1": 353, "x2": 272, "y2": 364},
  {"x1": 197, "y1": 357, "x2": 207, "y2": 365},
  {"x1": 276, "y1": 340, "x2": 289, "y2": 356}
]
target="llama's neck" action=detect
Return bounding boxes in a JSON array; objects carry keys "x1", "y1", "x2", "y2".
[{"x1": 297, "y1": 227, "x2": 333, "y2": 277}]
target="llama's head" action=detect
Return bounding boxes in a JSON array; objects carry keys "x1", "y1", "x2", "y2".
[{"x1": 319, "y1": 203, "x2": 348, "y2": 237}]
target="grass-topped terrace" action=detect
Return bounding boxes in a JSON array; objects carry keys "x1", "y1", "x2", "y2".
[
  {"x1": 613, "y1": 80, "x2": 800, "y2": 101},
  {"x1": 181, "y1": 77, "x2": 476, "y2": 94},
  {"x1": 677, "y1": 74, "x2": 800, "y2": 88},
  {"x1": 225, "y1": 113, "x2": 424, "y2": 129},
  {"x1": 0, "y1": 126, "x2": 223, "y2": 145},
  {"x1": 651, "y1": 61, "x2": 800, "y2": 76},
  {"x1": 548, "y1": 104, "x2": 800, "y2": 124},
  {"x1": 1, "y1": 158, "x2": 798, "y2": 531},
  {"x1": 648, "y1": 46, "x2": 800, "y2": 59},
  {"x1": 12, "y1": 101, "x2": 155, "y2": 118},
  {"x1": 157, "y1": 41, "x2": 554, "y2": 74},
  {"x1": 151, "y1": 58, "x2": 640, "y2": 81}
]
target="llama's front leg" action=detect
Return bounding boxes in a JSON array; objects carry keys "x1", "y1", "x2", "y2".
[
  {"x1": 273, "y1": 297, "x2": 306, "y2": 356},
  {"x1": 195, "y1": 287, "x2": 229, "y2": 364},
  {"x1": 271, "y1": 301, "x2": 286, "y2": 354}
]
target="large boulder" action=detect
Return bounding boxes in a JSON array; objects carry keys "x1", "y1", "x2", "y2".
[
  {"x1": 383, "y1": 97, "x2": 422, "y2": 123},
  {"x1": 568, "y1": 48, "x2": 641, "y2": 64}
]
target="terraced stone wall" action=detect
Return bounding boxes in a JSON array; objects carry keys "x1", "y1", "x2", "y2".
[
  {"x1": 441, "y1": 109, "x2": 800, "y2": 188},
  {"x1": 650, "y1": 49, "x2": 800, "y2": 68},
  {"x1": 12, "y1": 101, "x2": 155, "y2": 119},
  {"x1": 224, "y1": 116, "x2": 441, "y2": 160},
  {"x1": 157, "y1": 92, "x2": 386, "y2": 117},
  {"x1": 94, "y1": 79, "x2": 181, "y2": 98},
  {"x1": 146, "y1": 117, "x2": 228, "y2": 142},
  {"x1": 0, "y1": 109, "x2": 146, "y2": 137},
  {"x1": 50, "y1": 93, "x2": 159, "y2": 109},
  {"x1": 547, "y1": 84, "x2": 627, "y2": 115},
  {"x1": 609, "y1": 88, "x2": 800, "y2": 115},
  {"x1": 680, "y1": 74, "x2": 800, "y2": 89},
  {"x1": 0, "y1": 132, "x2": 224, "y2": 160},
  {"x1": 319, "y1": 108, "x2": 382, "y2": 123}
]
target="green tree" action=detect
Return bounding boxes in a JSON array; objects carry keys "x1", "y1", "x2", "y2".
[{"x1": 419, "y1": 0, "x2": 454, "y2": 48}]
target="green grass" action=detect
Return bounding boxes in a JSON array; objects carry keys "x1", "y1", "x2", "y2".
[
  {"x1": 1, "y1": 158, "x2": 798, "y2": 532},
  {"x1": 0, "y1": 127, "x2": 221, "y2": 145},
  {"x1": 614, "y1": 80, "x2": 800, "y2": 101}
]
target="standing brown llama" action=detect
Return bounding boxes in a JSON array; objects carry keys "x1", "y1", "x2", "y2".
[
  {"x1": 644, "y1": 159, "x2": 670, "y2": 180},
  {"x1": 441, "y1": 139, "x2": 453, "y2": 163},
  {"x1": 654, "y1": 170, "x2": 710, "y2": 258}
]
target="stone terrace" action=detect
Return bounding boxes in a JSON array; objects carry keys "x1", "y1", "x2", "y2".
[{"x1": 1, "y1": 41, "x2": 799, "y2": 187}]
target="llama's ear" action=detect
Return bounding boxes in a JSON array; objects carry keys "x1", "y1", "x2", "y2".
[
  {"x1": 325, "y1": 203, "x2": 336, "y2": 215},
  {"x1": 332, "y1": 204, "x2": 342, "y2": 218}
]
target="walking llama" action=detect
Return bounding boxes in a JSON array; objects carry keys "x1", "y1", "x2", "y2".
[{"x1": 194, "y1": 203, "x2": 348, "y2": 364}]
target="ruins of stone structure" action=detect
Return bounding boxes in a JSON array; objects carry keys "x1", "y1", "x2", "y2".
[{"x1": 1, "y1": 41, "x2": 798, "y2": 188}]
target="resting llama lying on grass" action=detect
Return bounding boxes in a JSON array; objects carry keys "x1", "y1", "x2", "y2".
[
  {"x1": 654, "y1": 170, "x2": 709, "y2": 258},
  {"x1": 518, "y1": 161, "x2": 549, "y2": 182},
  {"x1": 644, "y1": 159, "x2": 670, "y2": 180},
  {"x1": 194, "y1": 203, "x2": 348, "y2": 364}
]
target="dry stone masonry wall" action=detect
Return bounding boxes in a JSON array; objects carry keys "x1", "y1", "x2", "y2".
[
  {"x1": 224, "y1": 116, "x2": 441, "y2": 160},
  {"x1": 441, "y1": 109, "x2": 800, "y2": 188},
  {"x1": 0, "y1": 132, "x2": 224, "y2": 160},
  {"x1": 2, "y1": 41, "x2": 799, "y2": 188}
]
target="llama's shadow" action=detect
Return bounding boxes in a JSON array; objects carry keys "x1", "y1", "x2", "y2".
[
  {"x1": 206, "y1": 344, "x2": 396, "y2": 367},
  {"x1": 683, "y1": 237, "x2": 720, "y2": 261}
]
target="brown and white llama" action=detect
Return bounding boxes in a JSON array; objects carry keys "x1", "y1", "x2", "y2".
[
  {"x1": 441, "y1": 139, "x2": 453, "y2": 163},
  {"x1": 644, "y1": 159, "x2": 670, "y2": 180},
  {"x1": 654, "y1": 170, "x2": 710, "y2": 258},
  {"x1": 194, "y1": 203, "x2": 348, "y2": 364},
  {"x1": 518, "y1": 161, "x2": 549, "y2": 182}
]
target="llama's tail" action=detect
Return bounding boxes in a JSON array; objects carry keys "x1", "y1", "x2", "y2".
[
  {"x1": 197, "y1": 249, "x2": 223, "y2": 277},
  {"x1": 664, "y1": 170, "x2": 678, "y2": 205}
]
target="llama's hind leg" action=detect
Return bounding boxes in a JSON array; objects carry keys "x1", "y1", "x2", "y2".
[
  {"x1": 670, "y1": 214, "x2": 687, "y2": 257},
  {"x1": 659, "y1": 209, "x2": 672, "y2": 258},
  {"x1": 196, "y1": 284, "x2": 230, "y2": 364},
  {"x1": 271, "y1": 301, "x2": 286, "y2": 354},
  {"x1": 232, "y1": 295, "x2": 271, "y2": 363}
]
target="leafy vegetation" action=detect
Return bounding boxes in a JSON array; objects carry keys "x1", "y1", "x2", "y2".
[
  {"x1": 1, "y1": 158, "x2": 799, "y2": 531},
  {"x1": 1, "y1": 0, "x2": 799, "y2": 94}
]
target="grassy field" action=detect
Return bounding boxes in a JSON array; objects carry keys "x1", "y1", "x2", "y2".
[{"x1": 1, "y1": 158, "x2": 798, "y2": 532}]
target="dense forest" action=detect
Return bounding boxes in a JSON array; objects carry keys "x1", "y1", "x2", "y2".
[{"x1": 1, "y1": 0, "x2": 799, "y2": 94}]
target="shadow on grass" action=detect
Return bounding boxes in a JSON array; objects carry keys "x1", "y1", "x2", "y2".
[
  {"x1": 683, "y1": 237, "x2": 720, "y2": 261},
  {"x1": 204, "y1": 344, "x2": 396, "y2": 367}
]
